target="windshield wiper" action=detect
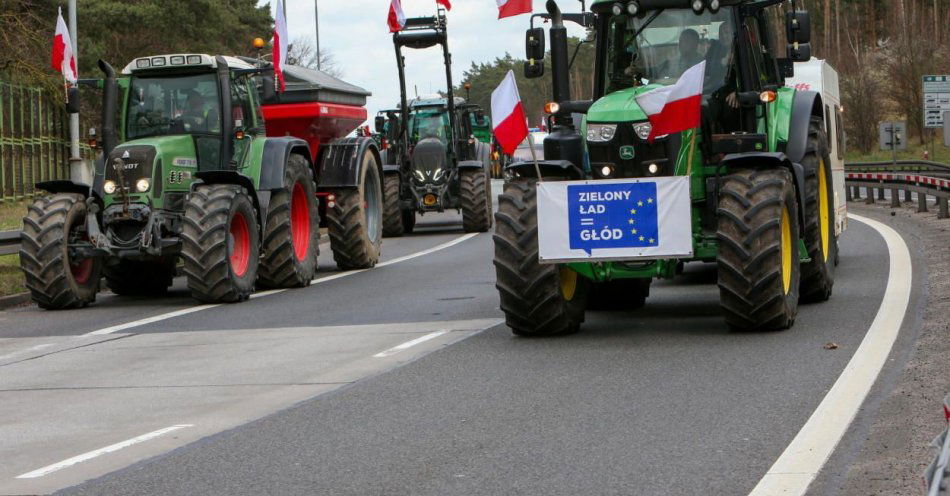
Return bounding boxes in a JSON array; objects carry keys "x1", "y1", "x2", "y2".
[{"x1": 632, "y1": 8, "x2": 664, "y2": 40}]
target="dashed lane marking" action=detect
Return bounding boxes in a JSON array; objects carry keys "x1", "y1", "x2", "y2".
[{"x1": 372, "y1": 330, "x2": 450, "y2": 358}]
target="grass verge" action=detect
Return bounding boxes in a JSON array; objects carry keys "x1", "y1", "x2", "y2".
[
  {"x1": 0, "y1": 200, "x2": 27, "y2": 231},
  {"x1": 0, "y1": 254, "x2": 25, "y2": 298}
]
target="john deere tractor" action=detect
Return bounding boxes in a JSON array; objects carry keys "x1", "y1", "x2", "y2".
[
  {"x1": 494, "y1": 0, "x2": 842, "y2": 335},
  {"x1": 20, "y1": 54, "x2": 383, "y2": 309},
  {"x1": 380, "y1": 11, "x2": 493, "y2": 236}
]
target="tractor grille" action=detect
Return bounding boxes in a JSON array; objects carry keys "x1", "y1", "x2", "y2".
[
  {"x1": 588, "y1": 122, "x2": 682, "y2": 178},
  {"x1": 106, "y1": 145, "x2": 156, "y2": 189}
]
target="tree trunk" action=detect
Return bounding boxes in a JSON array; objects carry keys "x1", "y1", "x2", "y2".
[{"x1": 824, "y1": 0, "x2": 832, "y2": 56}]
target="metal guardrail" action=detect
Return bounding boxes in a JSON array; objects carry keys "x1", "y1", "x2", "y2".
[
  {"x1": 0, "y1": 230, "x2": 19, "y2": 256},
  {"x1": 845, "y1": 161, "x2": 950, "y2": 219},
  {"x1": 924, "y1": 394, "x2": 950, "y2": 495}
]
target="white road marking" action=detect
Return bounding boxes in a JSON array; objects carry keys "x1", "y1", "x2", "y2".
[
  {"x1": 83, "y1": 233, "x2": 480, "y2": 336},
  {"x1": 373, "y1": 330, "x2": 450, "y2": 358},
  {"x1": 15, "y1": 424, "x2": 194, "y2": 479},
  {"x1": 748, "y1": 214, "x2": 912, "y2": 496},
  {"x1": 0, "y1": 343, "x2": 55, "y2": 361}
]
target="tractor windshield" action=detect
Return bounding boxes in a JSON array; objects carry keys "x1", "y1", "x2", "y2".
[
  {"x1": 602, "y1": 7, "x2": 737, "y2": 95},
  {"x1": 409, "y1": 110, "x2": 449, "y2": 143},
  {"x1": 126, "y1": 74, "x2": 222, "y2": 140}
]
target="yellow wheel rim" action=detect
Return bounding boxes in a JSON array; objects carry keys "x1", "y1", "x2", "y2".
[
  {"x1": 559, "y1": 267, "x2": 577, "y2": 301},
  {"x1": 818, "y1": 159, "x2": 830, "y2": 262},
  {"x1": 780, "y1": 206, "x2": 793, "y2": 295}
]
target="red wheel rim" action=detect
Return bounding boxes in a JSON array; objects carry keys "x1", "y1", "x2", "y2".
[
  {"x1": 69, "y1": 225, "x2": 93, "y2": 285},
  {"x1": 290, "y1": 182, "x2": 311, "y2": 261},
  {"x1": 229, "y1": 212, "x2": 251, "y2": 277}
]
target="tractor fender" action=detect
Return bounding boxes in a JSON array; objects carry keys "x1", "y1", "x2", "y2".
[
  {"x1": 382, "y1": 164, "x2": 401, "y2": 174},
  {"x1": 259, "y1": 137, "x2": 313, "y2": 191},
  {"x1": 193, "y1": 170, "x2": 266, "y2": 234},
  {"x1": 785, "y1": 90, "x2": 823, "y2": 164},
  {"x1": 457, "y1": 160, "x2": 485, "y2": 170},
  {"x1": 316, "y1": 137, "x2": 382, "y2": 190},
  {"x1": 506, "y1": 159, "x2": 585, "y2": 180},
  {"x1": 36, "y1": 180, "x2": 105, "y2": 209},
  {"x1": 720, "y1": 152, "x2": 807, "y2": 235}
]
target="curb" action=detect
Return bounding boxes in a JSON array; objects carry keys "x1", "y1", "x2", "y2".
[{"x1": 0, "y1": 291, "x2": 31, "y2": 311}]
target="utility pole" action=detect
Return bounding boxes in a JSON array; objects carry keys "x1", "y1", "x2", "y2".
[
  {"x1": 315, "y1": 0, "x2": 321, "y2": 70},
  {"x1": 67, "y1": 0, "x2": 84, "y2": 185}
]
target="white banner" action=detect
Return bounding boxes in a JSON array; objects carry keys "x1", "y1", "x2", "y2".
[{"x1": 537, "y1": 177, "x2": 693, "y2": 263}]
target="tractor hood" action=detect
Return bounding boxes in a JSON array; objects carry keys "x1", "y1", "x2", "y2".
[
  {"x1": 586, "y1": 85, "x2": 666, "y2": 123},
  {"x1": 411, "y1": 137, "x2": 448, "y2": 184},
  {"x1": 102, "y1": 135, "x2": 196, "y2": 203}
]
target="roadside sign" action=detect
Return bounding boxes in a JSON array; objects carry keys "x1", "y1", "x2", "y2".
[
  {"x1": 923, "y1": 75, "x2": 950, "y2": 128},
  {"x1": 536, "y1": 177, "x2": 692, "y2": 263},
  {"x1": 879, "y1": 121, "x2": 907, "y2": 151},
  {"x1": 944, "y1": 112, "x2": 950, "y2": 147}
]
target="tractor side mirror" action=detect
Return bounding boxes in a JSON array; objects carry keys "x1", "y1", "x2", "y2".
[
  {"x1": 66, "y1": 87, "x2": 81, "y2": 114},
  {"x1": 524, "y1": 27, "x2": 545, "y2": 79},
  {"x1": 787, "y1": 42, "x2": 811, "y2": 62},
  {"x1": 375, "y1": 115, "x2": 386, "y2": 133},
  {"x1": 786, "y1": 11, "x2": 811, "y2": 44},
  {"x1": 261, "y1": 74, "x2": 276, "y2": 102}
]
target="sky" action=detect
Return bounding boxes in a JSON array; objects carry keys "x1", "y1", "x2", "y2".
[{"x1": 262, "y1": 0, "x2": 589, "y2": 127}]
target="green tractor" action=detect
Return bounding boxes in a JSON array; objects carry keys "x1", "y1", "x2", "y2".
[
  {"x1": 494, "y1": 0, "x2": 840, "y2": 335},
  {"x1": 20, "y1": 54, "x2": 383, "y2": 309},
  {"x1": 379, "y1": 12, "x2": 493, "y2": 237}
]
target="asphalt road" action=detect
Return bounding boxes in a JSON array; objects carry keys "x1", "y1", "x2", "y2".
[{"x1": 0, "y1": 182, "x2": 918, "y2": 496}]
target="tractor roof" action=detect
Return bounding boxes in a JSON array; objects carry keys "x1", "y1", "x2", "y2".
[
  {"x1": 590, "y1": 0, "x2": 748, "y2": 8},
  {"x1": 121, "y1": 54, "x2": 253, "y2": 75},
  {"x1": 408, "y1": 96, "x2": 466, "y2": 110}
]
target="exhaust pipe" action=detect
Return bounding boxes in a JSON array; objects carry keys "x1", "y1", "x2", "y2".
[{"x1": 97, "y1": 60, "x2": 118, "y2": 158}]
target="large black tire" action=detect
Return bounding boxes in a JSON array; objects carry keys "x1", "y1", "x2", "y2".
[
  {"x1": 493, "y1": 178, "x2": 588, "y2": 336},
  {"x1": 799, "y1": 116, "x2": 837, "y2": 302},
  {"x1": 258, "y1": 154, "x2": 319, "y2": 288},
  {"x1": 104, "y1": 259, "x2": 176, "y2": 296},
  {"x1": 461, "y1": 167, "x2": 492, "y2": 232},
  {"x1": 19, "y1": 193, "x2": 102, "y2": 309},
  {"x1": 327, "y1": 151, "x2": 382, "y2": 269},
  {"x1": 181, "y1": 184, "x2": 259, "y2": 303},
  {"x1": 717, "y1": 167, "x2": 801, "y2": 331},
  {"x1": 382, "y1": 172, "x2": 404, "y2": 237},
  {"x1": 587, "y1": 278, "x2": 651, "y2": 311}
]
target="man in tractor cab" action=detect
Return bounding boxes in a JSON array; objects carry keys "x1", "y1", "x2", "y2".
[
  {"x1": 179, "y1": 89, "x2": 220, "y2": 133},
  {"x1": 705, "y1": 20, "x2": 740, "y2": 132}
]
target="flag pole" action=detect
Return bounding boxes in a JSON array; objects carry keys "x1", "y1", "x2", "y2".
[
  {"x1": 67, "y1": 0, "x2": 84, "y2": 184},
  {"x1": 527, "y1": 132, "x2": 543, "y2": 182}
]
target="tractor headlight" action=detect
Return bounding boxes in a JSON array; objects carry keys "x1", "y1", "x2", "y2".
[
  {"x1": 626, "y1": 1, "x2": 639, "y2": 15},
  {"x1": 135, "y1": 178, "x2": 150, "y2": 192},
  {"x1": 587, "y1": 124, "x2": 617, "y2": 142},
  {"x1": 413, "y1": 170, "x2": 426, "y2": 182},
  {"x1": 432, "y1": 168, "x2": 444, "y2": 181},
  {"x1": 633, "y1": 122, "x2": 652, "y2": 140},
  {"x1": 103, "y1": 180, "x2": 117, "y2": 194},
  {"x1": 691, "y1": 0, "x2": 704, "y2": 14},
  {"x1": 611, "y1": 2, "x2": 623, "y2": 15}
]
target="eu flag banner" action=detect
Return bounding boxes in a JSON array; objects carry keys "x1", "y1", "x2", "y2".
[{"x1": 537, "y1": 177, "x2": 692, "y2": 263}]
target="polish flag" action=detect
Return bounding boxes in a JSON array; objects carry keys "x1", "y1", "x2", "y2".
[
  {"x1": 388, "y1": 0, "x2": 407, "y2": 32},
  {"x1": 635, "y1": 61, "x2": 706, "y2": 142},
  {"x1": 51, "y1": 8, "x2": 77, "y2": 84},
  {"x1": 497, "y1": 0, "x2": 532, "y2": 19},
  {"x1": 272, "y1": 0, "x2": 288, "y2": 92},
  {"x1": 436, "y1": 0, "x2": 452, "y2": 10},
  {"x1": 491, "y1": 70, "x2": 529, "y2": 155}
]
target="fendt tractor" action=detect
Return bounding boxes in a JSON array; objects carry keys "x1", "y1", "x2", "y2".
[
  {"x1": 20, "y1": 53, "x2": 383, "y2": 309},
  {"x1": 379, "y1": 11, "x2": 493, "y2": 236},
  {"x1": 494, "y1": 0, "x2": 846, "y2": 335}
]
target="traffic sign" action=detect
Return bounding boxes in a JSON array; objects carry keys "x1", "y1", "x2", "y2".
[
  {"x1": 879, "y1": 121, "x2": 907, "y2": 151},
  {"x1": 536, "y1": 177, "x2": 692, "y2": 263},
  {"x1": 923, "y1": 75, "x2": 950, "y2": 128}
]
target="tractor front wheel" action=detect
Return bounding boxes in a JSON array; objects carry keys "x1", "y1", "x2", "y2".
[
  {"x1": 181, "y1": 184, "x2": 259, "y2": 303},
  {"x1": 382, "y1": 172, "x2": 405, "y2": 237},
  {"x1": 493, "y1": 178, "x2": 587, "y2": 336},
  {"x1": 327, "y1": 151, "x2": 382, "y2": 269},
  {"x1": 800, "y1": 116, "x2": 837, "y2": 302},
  {"x1": 19, "y1": 193, "x2": 102, "y2": 309},
  {"x1": 716, "y1": 167, "x2": 800, "y2": 331},
  {"x1": 258, "y1": 154, "x2": 320, "y2": 288},
  {"x1": 460, "y1": 167, "x2": 492, "y2": 232}
]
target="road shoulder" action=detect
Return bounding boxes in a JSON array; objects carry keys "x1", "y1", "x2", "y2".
[{"x1": 811, "y1": 203, "x2": 950, "y2": 495}]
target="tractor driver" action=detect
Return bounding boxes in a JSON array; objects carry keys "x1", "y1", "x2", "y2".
[
  {"x1": 705, "y1": 21, "x2": 740, "y2": 132},
  {"x1": 179, "y1": 90, "x2": 220, "y2": 133}
]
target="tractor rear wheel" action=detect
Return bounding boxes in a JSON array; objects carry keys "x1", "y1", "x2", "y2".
[
  {"x1": 799, "y1": 116, "x2": 837, "y2": 302},
  {"x1": 19, "y1": 193, "x2": 102, "y2": 309},
  {"x1": 461, "y1": 167, "x2": 492, "y2": 232},
  {"x1": 327, "y1": 151, "x2": 382, "y2": 269},
  {"x1": 716, "y1": 167, "x2": 800, "y2": 331},
  {"x1": 587, "y1": 278, "x2": 651, "y2": 311},
  {"x1": 493, "y1": 178, "x2": 587, "y2": 336},
  {"x1": 258, "y1": 154, "x2": 319, "y2": 288},
  {"x1": 181, "y1": 184, "x2": 259, "y2": 303},
  {"x1": 104, "y1": 259, "x2": 176, "y2": 296},
  {"x1": 382, "y1": 172, "x2": 404, "y2": 237}
]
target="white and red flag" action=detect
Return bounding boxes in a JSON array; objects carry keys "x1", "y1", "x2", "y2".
[
  {"x1": 491, "y1": 70, "x2": 529, "y2": 155},
  {"x1": 436, "y1": 0, "x2": 452, "y2": 10},
  {"x1": 388, "y1": 0, "x2": 407, "y2": 32},
  {"x1": 635, "y1": 60, "x2": 706, "y2": 142},
  {"x1": 51, "y1": 8, "x2": 77, "y2": 84},
  {"x1": 272, "y1": 0, "x2": 288, "y2": 92},
  {"x1": 497, "y1": 0, "x2": 532, "y2": 19}
]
